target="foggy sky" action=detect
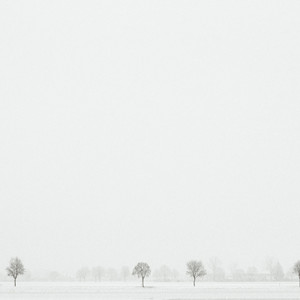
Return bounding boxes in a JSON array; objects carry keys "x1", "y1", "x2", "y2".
[{"x1": 1, "y1": 0, "x2": 300, "y2": 275}]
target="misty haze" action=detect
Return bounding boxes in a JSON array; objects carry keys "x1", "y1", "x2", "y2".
[{"x1": 1, "y1": 0, "x2": 300, "y2": 299}]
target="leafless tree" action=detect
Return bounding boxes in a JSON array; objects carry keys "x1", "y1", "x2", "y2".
[
  {"x1": 160, "y1": 265, "x2": 172, "y2": 281},
  {"x1": 208, "y1": 257, "x2": 223, "y2": 281},
  {"x1": 106, "y1": 267, "x2": 118, "y2": 281},
  {"x1": 232, "y1": 268, "x2": 246, "y2": 281},
  {"x1": 48, "y1": 271, "x2": 62, "y2": 281},
  {"x1": 172, "y1": 268, "x2": 180, "y2": 281},
  {"x1": 92, "y1": 266, "x2": 105, "y2": 281},
  {"x1": 273, "y1": 262, "x2": 284, "y2": 281},
  {"x1": 120, "y1": 266, "x2": 130, "y2": 281},
  {"x1": 186, "y1": 260, "x2": 206, "y2": 286},
  {"x1": 6, "y1": 257, "x2": 25, "y2": 287},
  {"x1": 153, "y1": 265, "x2": 172, "y2": 281},
  {"x1": 293, "y1": 261, "x2": 300, "y2": 287},
  {"x1": 264, "y1": 257, "x2": 275, "y2": 280},
  {"x1": 246, "y1": 266, "x2": 258, "y2": 281},
  {"x1": 264, "y1": 257, "x2": 285, "y2": 281},
  {"x1": 76, "y1": 267, "x2": 90, "y2": 281},
  {"x1": 132, "y1": 262, "x2": 151, "y2": 287}
]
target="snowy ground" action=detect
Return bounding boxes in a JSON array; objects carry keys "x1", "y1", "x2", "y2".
[{"x1": 0, "y1": 281, "x2": 299, "y2": 300}]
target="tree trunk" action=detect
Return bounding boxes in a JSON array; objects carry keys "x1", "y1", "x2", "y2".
[
  {"x1": 193, "y1": 277, "x2": 195, "y2": 287},
  {"x1": 142, "y1": 277, "x2": 144, "y2": 288},
  {"x1": 14, "y1": 278, "x2": 16, "y2": 287},
  {"x1": 298, "y1": 275, "x2": 300, "y2": 287}
]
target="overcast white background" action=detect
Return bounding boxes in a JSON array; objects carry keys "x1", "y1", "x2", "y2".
[{"x1": 0, "y1": 1, "x2": 300, "y2": 275}]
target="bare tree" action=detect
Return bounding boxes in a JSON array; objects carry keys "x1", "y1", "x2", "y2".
[
  {"x1": 264, "y1": 257, "x2": 275, "y2": 280},
  {"x1": 172, "y1": 268, "x2": 180, "y2": 281},
  {"x1": 208, "y1": 257, "x2": 224, "y2": 281},
  {"x1": 48, "y1": 271, "x2": 62, "y2": 281},
  {"x1": 273, "y1": 262, "x2": 284, "y2": 281},
  {"x1": 76, "y1": 267, "x2": 90, "y2": 281},
  {"x1": 186, "y1": 260, "x2": 206, "y2": 286},
  {"x1": 6, "y1": 257, "x2": 25, "y2": 287},
  {"x1": 293, "y1": 261, "x2": 300, "y2": 287},
  {"x1": 264, "y1": 258, "x2": 285, "y2": 281},
  {"x1": 120, "y1": 266, "x2": 130, "y2": 281},
  {"x1": 153, "y1": 265, "x2": 172, "y2": 281},
  {"x1": 106, "y1": 267, "x2": 118, "y2": 281},
  {"x1": 92, "y1": 266, "x2": 105, "y2": 281},
  {"x1": 132, "y1": 262, "x2": 151, "y2": 287},
  {"x1": 246, "y1": 266, "x2": 258, "y2": 281},
  {"x1": 160, "y1": 265, "x2": 172, "y2": 281}
]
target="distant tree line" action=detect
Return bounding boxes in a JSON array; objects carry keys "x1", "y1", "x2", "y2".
[
  {"x1": 76, "y1": 266, "x2": 131, "y2": 282},
  {"x1": 4, "y1": 257, "x2": 300, "y2": 287},
  {"x1": 70, "y1": 260, "x2": 300, "y2": 284}
]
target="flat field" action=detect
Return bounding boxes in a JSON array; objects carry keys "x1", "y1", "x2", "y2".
[{"x1": 0, "y1": 281, "x2": 299, "y2": 300}]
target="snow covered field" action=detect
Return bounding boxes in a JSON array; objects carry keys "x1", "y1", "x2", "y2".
[{"x1": 0, "y1": 282, "x2": 299, "y2": 300}]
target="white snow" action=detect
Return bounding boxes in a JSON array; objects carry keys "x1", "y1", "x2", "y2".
[{"x1": 0, "y1": 281, "x2": 299, "y2": 300}]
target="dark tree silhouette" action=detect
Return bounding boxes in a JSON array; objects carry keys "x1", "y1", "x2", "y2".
[
  {"x1": 186, "y1": 260, "x2": 206, "y2": 286},
  {"x1": 132, "y1": 262, "x2": 151, "y2": 287},
  {"x1": 293, "y1": 261, "x2": 300, "y2": 287},
  {"x1": 6, "y1": 257, "x2": 25, "y2": 287}
]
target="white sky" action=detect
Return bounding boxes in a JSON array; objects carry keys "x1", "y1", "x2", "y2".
[{"x1": 0, "y1": 0, "x2": 300, "y2": 275}]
